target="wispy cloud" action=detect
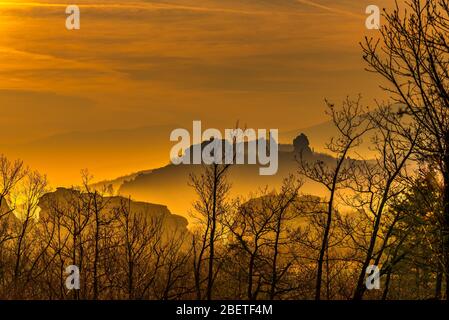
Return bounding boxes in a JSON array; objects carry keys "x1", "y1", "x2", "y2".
[
  {"x1": 295, "y1": 0, "x2": 363, "y2": 18},
  {"x1": 0, "y1": 1, "x2": 271, "y2": 15}
]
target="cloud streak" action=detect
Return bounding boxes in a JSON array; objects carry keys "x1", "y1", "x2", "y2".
[
  {"x1": 295, "y1": 0, "x2": 364, "y2": 18},
  {"x1": 0, "y1": 1, "x2": 273, "y2": 15}
]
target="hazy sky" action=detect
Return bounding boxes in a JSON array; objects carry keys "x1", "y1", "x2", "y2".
[{"x1": 0, "y1": 0, "x2": 393, "y2": 184}]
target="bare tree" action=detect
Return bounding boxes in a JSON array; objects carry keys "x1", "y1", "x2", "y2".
[
  {"x1": 298, "y1": 97, "x2": 373, "y2": 300},
  {"x1": 266, "y1": 176, "x2": 303, "y2": 300},
  {"x1": 223, "y1": 176, "x2": 302, "y2": 300},
  {"x1": 0, "y1": 155, "x2": 26, "y2": 249},
  {"x1": 9, "y1": 170, "x2": 48, "y2": 298},
  {"x1": 113, "y1": 197, "x2": 163, "y2": 299},
  {"x1": 343, "y1": 106, "x2": 417, "y2": 299},
  {"x1": 362, "y1": 0, "x2": 449, "y2": 298},
  {"x1": 189, "y1": 160, "x2": 232, "y2": 300}
]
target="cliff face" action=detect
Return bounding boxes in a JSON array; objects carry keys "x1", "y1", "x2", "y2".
[{"x1": 38, "y1": 188, "x2": 189, "y2": 233}]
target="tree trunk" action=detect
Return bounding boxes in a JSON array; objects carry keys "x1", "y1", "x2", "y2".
[
  {"x1": 382, "y1": 269, "x2": 392, "y2": 300},
  {"x1": 353, "y1": 203, "x2": 385, "y2": 300},
  {"x1": 315, "y1": 198, "x2": 333, "y2": 300},
  {"x1": 247, "y1": 253, "x2": 256, "y2": 300},
  {"x1": 441, "y1": 167, "x2": 449, "y2": 300},
  {"x1": 269, "y1": 218, "x2": 281, "y2": 300},
  {"x1": 206, "y1": 165, "x2": 218, "y2": 300}
]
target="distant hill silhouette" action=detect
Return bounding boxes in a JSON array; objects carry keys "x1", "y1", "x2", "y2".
[{"x1": 94, "y1": 135, "x2": 356, "y2": 221}]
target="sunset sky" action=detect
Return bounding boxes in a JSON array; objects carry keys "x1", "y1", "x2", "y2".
[{"x1": 0, "y1": 0, "x2": 392, "y2": 185}]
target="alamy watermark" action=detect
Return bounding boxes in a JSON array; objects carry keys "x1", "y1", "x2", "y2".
[
  {"x1": 365, "y1": 265, "x2": 380, "y2": 290},
  {"x1": 169, "y1": 121, "x2": 279, "y2": 176},
  {"x1": 65, "y1": 265, "x2": 80, "y2": 290},
  {"x1": 365, "y1": 5, "x2": 380, "y2": 30},
  {"x1": 66, "y1": 5, "x2": 80, "y2": 30}
]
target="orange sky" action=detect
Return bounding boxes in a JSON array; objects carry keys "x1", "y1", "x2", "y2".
[{"x1": 0, "y1": 0, "x2": 393, "y2": 185}]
